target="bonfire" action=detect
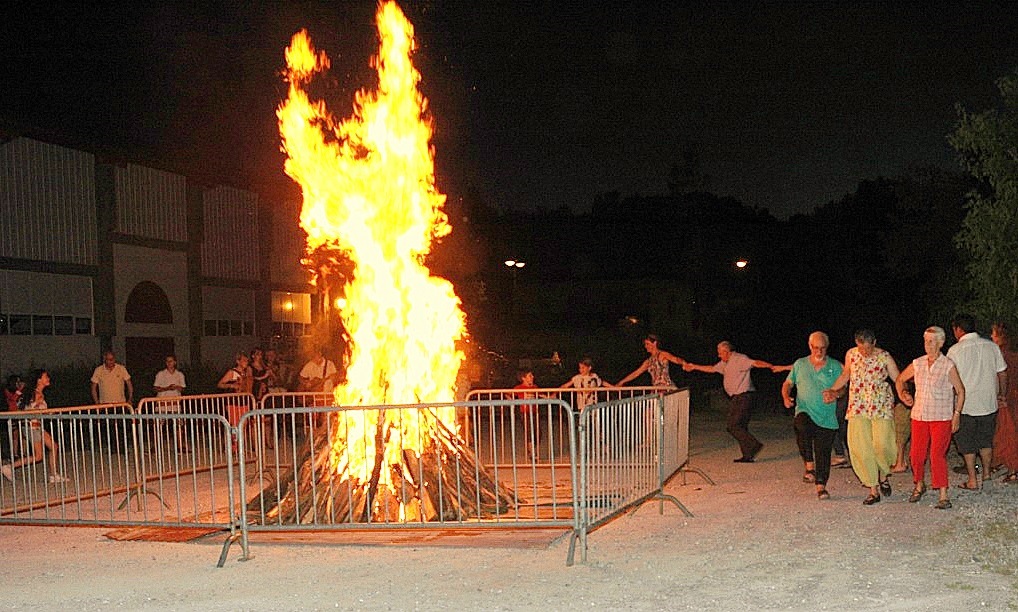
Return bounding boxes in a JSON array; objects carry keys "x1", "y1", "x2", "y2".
[{"x1": 250, "y1": 1, "x2": 513, "y2": 524}]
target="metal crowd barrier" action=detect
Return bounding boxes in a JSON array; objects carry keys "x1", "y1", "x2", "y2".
[
  {"x1": 1, "y1": 388, "x2": 702, "y2": 567},
  {"x1": 234, "y1": 399, "x2": 582, "y2": 563},
  {"x1": 0, "y1": 408, "x2": 237, "y2": 561},
  {"x1": 137, "y1": 393, "x2": 257, "y2": 465}
]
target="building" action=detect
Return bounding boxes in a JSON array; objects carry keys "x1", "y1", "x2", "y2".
[{"x1": 0, "y1": 135, "x2": 318, "y2": 388}]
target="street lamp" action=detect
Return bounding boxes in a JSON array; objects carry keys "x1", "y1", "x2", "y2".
[
  {"x1": 504, "y1": 259, "x2": 526, "y2": 318},
  {"x1": 734, "y1": 259, "x2": 748, "y2": 269}
]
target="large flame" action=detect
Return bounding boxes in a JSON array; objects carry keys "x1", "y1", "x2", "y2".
[{"x1": 278, "y1": 2, "x2": 466, "y2": 488}]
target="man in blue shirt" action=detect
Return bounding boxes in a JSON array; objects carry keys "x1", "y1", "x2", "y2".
[{"x1": 780, "y1": 331, "x2": 844, "y2": 500}]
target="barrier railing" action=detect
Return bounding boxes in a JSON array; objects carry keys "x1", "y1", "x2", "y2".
[
  {"x1": 0, "y1": 388, "x2": 702, "y2": 567},
  {"x1": 576, "y1": 390, "x2": 705, "y2": 562},
  {"x1": 235, "y1": 399, "x2": 582, "y2": 563},
  {"x1": 0, "y1": 410, "x2": 236, "y2": 548},
  {"x1": 137, "y1": 393, "x2": 257, "y2": 465}
]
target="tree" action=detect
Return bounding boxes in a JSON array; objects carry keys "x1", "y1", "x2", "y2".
[{"x1": 949, "y1": 71, "x2": 1018, "y2": 321}]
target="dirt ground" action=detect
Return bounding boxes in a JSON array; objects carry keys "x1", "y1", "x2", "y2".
[{"x1": 2, "y1": 401, "x2": 1016, "y2": 611}]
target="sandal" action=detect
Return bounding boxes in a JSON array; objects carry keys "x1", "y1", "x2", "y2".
[
  {"x1": 803, "y1": 470, "x2": 816, "y2": 483},
  {"x1": 879, "y1": 479, "x2": 892, "y2": 497},
  {"x1": 908, "y1": 485, "x2": 925, "y2": 503},
  {"x1": 817, "y1": 489, "x2": 830, "y2": 500},
  {"x1": 863, "y1": 493, "x2": 880, "y2": 505},
  {"x1": 1003, "y1": 473, "x2": 1018, "y2": 484},
  {"x1": 958, "y1": 482, "x2": 980, "y2": 491},
  {"x1": 935, "y1": 498, "x2": 952, "y2": 510}
]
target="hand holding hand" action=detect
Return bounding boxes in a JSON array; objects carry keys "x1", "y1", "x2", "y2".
[{"x1": 682, "y1": 363, "x2": 694, "y2": 372}]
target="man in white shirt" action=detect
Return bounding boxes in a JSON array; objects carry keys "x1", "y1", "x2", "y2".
[
  {"x1": 299, "y1": 346, "x2": 338, "y2": 393},
  {"x1": 91, "y1": 350, "x2": 133, "y2": 405},
  {"x1": 947, "y1": 314, "x2": 1007, "y2": 489},
  {"x1": 153, "y1": 355, "x2": 186, "y2": 399}
]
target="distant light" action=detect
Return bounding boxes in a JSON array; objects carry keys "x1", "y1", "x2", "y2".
[
  {"x1": 283, "y1": 300, "x2": 294, "y2": 311},
  {"x1": 505, "y1": 259, "x2": 526, "y2": 268},
  {"x1": 735, "y1": 259, "x2": 748, "y2": 269},
  {"x1": 514, "y1": 261, "x2": 525, "y2": 268}
]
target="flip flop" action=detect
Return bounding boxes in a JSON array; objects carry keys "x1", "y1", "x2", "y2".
[{"x1": 957, "y1": 482, "x2": 980, "y2": 490}]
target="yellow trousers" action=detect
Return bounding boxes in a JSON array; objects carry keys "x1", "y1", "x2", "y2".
[{"x1": 847, "y1": 416, "x2": 896, "y2": 488}]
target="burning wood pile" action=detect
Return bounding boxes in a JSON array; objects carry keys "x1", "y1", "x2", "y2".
[{"x1": 248, "y1": 2, "x2": 514, "y2": 524}]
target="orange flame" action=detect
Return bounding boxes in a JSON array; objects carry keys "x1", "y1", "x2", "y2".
[{"x1": 278, "y1": 2, "x2": 466, "y2": 485}]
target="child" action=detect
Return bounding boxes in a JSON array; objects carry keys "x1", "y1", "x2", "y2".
[
  {"x1": 560, "y1": 357, "x2": 614, "y2": 412},
  {"x1": 514, "y1": 369, "x2": 541, "y2": 459}
]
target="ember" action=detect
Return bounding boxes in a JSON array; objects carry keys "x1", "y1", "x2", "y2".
[{"x1": 254, "y1": 1, "x2": 513, "y2": 523}]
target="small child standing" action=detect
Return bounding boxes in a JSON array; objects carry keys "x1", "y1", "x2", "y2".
[
  {"x1": 514, "y1": 369, "x2": 541, "y2": 459},
  {"x1": 560, "y1": 357, "x2": 614, "y2": 412}
]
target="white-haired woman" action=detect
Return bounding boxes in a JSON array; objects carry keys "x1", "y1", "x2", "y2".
[{"x1": 896, "y1": 326, "x2": 965, "y2": 509}]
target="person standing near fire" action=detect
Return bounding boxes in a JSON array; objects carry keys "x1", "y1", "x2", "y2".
[
  {"x1": 299, "y1": 346, "x2": 338, "y2": 393},
  {"x1": 684, "y1": 341, "x2": 776, "y2": 463},
  {"x1": 90, "y1": 349, "x2": 133, "y2": 405}
]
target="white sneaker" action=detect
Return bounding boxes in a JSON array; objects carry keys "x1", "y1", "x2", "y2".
[
  {"x1": 1, "y1": 464, "x2": 12, "y2": 482},
  {"x1": 48, "y1": 473, "x2": 69, "y2": 484}
]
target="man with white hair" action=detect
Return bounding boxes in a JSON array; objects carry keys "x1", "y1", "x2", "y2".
[
  {"x1": 779, "y1": 331, "x2": 844, "y2": 500},
  {"x1": 685, "y1": 341, "x2": 776, "y2": 463}
]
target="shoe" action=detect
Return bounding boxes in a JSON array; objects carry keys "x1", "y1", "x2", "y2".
[
  {"x1": 831, "y1": 456, "x2": 849, "y2": 467},
  {"x1": 1003, "y1": 473, "x2": 1018, "y2": 484},
  {"x1": 733, "y1": 457, "x2": 755, "y2": 463},
  {"x1": 1, "y1": 464, "x2": 12, "y2": 482},
  {"x1": 803, "y1": 470, "x2": 816, "y2": 483},
  {"x1": 908, "y1": 485, "x2": 925, "y2": 503},
  {"x1": 935, "y1": 499, "x2": 952, "y2": 510},
  {"x1": 817, "y1": 489, "x2": 830, "y2": 500},
  {"x1": 863, "y1": 493, "x2": 881, "y2": 505},
  {"x1": 879, "y1": 479, "x2": 892, "y2": 497},
  {"x1": 835, "y1": 461, "x2": 852, "y2": 469},
  {"x1": 48, "y1": 473, "x2": 69, "y2": 484}
]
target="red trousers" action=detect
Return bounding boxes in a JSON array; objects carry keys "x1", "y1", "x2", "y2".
[{"x1": 909, "y1": 419, "x2": 952, "y2": 489}]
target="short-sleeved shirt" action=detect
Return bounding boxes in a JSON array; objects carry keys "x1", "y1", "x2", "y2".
[
  {"x1": 845, "y1": 347, "x2": 895, "y2": 419},
  {"x1": 570, "y1": 373, "x2": 603, "y2": 411},
  {"x1": 91, "y1": 363, "x2": 131, "y2": 403},
  {"x1": 299, "y1": 358, "x2": 338, "y2": 393},
  {"x1": 947, "y1": 332, "x2": 1007, "y2": 417},
  {"x1": 786, "y1": 356, "x2": 843, "y2": 430},
  {"x1": 154, "y1": 369, "x2": 186, "y2": 398},
  {"x1": 713, "y1": 352, "x2": 755, "y2": 396},
  {"x1": 911, "y1": 353, "x2": 958, "y2": 422}
]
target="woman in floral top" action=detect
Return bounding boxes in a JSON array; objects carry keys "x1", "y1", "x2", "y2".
[{"x1": 824, "y1": 329, "x2": 902, "y2": 505}]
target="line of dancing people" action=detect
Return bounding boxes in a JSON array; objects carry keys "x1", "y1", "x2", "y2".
[
  {"x1": 673, "y1": 314, "x2": 1012, "y2": 508},
  {"x1": 572, "y1": 315, "x2": 1012, "y2": 508}
]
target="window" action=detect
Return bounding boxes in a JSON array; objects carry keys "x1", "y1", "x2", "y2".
[
  {"x1": 9, "y1": 315, "x2": 30, "y2": 335},
  {"x1": 0, "y1": 314, "x2": 7, "y2": 335},
  {"x1": 54, "y1": 316, "x2": 74, "y2": 336},
  {"x1": 32, "y1": 315, "x2": 53, "y2": 335},
  {"x1": 75, "y1": 317, "x2": 92, "y2": 335}
]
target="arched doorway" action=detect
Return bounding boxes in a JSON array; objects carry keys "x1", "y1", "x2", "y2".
[{"x1": 124, "y1": 281, "x2": 175, "y2": 393}]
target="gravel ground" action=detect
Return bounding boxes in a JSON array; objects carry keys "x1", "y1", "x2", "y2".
[{"x1": 1, "y1": 401, "x2": 1016, "y2": 610}]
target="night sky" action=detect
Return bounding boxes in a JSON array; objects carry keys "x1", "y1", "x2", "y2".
[{"x1": 2, "y1": 1, "x2": 1016, "y2": 218}]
